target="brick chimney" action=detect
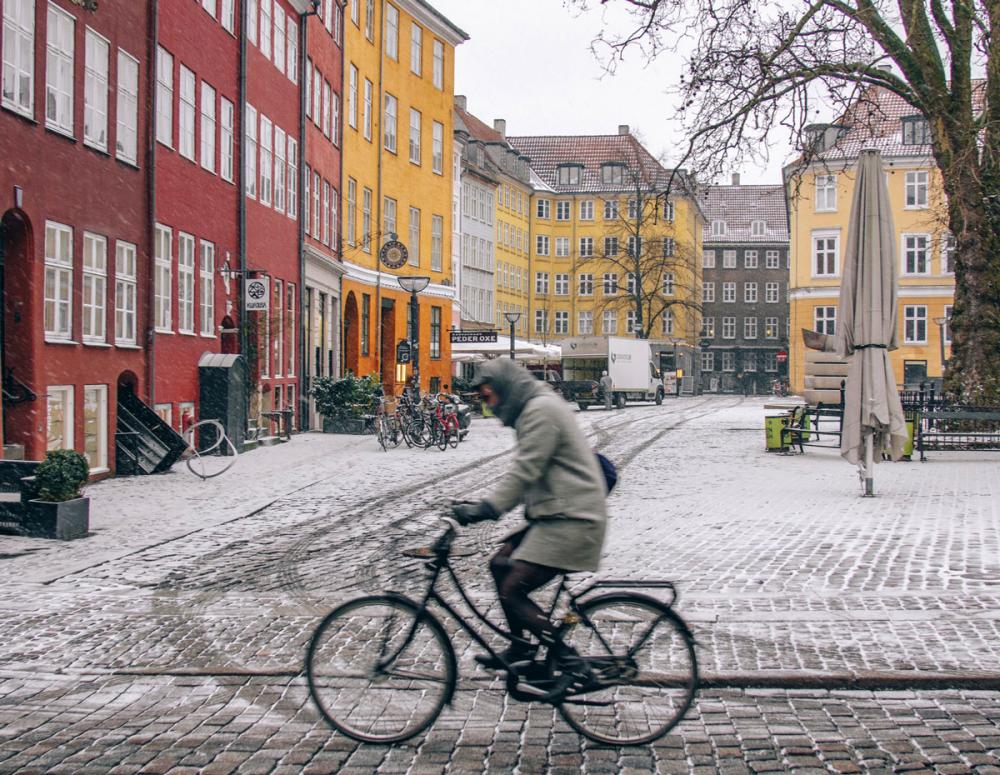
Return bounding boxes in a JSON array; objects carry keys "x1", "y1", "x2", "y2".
[
  {"x1": 731, "y1": 173, "x2": 741, "y2": 186},
  {"x1": 493, "y1": 119, "x2": 506, "y2": 138},
  {"x1": 455, "y1": 95, "x2": 468, "y2": 111},
  {"x1": 618, "y1": 124, "x2": 630, "y2": 136}
]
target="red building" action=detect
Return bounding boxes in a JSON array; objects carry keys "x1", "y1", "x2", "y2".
[
  {"x1": 0, "y1": 0, "x2": 151, "y2": 473},
  {"x1": 152, "y1": 0, "x2": 241, "y2": 433}
]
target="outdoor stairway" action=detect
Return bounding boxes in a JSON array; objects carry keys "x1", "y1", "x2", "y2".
[{"x1": 115, "y1": 389, "x2": 189, "y2": 475}]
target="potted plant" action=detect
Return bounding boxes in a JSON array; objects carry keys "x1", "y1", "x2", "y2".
[
  {"x1": 312, "y1": 374, "x2": 382, "y2": 434},
  {"x1": 25, "y1": 449, "x2": 90, "y2": 540}
]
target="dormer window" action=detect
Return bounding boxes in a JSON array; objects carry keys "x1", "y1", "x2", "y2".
[
  {"x1": 901, "y1": 115, "x2": 930, "y2": 146},
  {"x1": 751, "y1": 220, "x2": 765, "y2": 237},
  {"x1": 601, "y1": 163, "x2": 625, "y2": 185},
  {"x1": 711, "y1": 219, "x2": 726, "y2": 237},
  {"x1": 557, "y1": 164, "x2": 583, "y2": 186}
]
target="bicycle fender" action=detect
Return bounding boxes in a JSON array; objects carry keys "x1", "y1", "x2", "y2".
[{"x1": 576, "y1": 591, "x2": 697, "y2": 641}]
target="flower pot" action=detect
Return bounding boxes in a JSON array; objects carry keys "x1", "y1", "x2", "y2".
[{"x1": 26, "y1": 497, "x2": 90, "y2": 540}]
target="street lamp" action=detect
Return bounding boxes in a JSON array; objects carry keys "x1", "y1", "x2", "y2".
[
  {"x1": 398, "y1": 275, "x2": 430, "y2": 395},
  {"x1": 933, "y1": 314, "x2": 950, "y2": 379},
  {"x1": 503, "y1": 311, "x2": 522, "y2": 360}
]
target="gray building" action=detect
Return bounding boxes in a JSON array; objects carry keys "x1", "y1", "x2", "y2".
[{"x1": 699, "y1": 178, "x2": 790, "y2": 394}]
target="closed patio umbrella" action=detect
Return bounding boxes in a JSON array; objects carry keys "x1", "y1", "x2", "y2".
[{"x1": 837, "y1": 149, "x2": 909, "y2": 495}]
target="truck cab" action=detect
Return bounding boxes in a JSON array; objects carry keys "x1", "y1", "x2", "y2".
[{"x1": 562, "y1": 336, "x2": 666, "y2": 410}]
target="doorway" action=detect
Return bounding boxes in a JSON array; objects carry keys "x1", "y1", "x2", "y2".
[
  {"x1": 343, "y1": 292, "x2": 359, "y2": 376},
  {"x1": 1, "y1": 209, "x2": 35, "y2": 455},
  {"x1": 380, "y1": 300, "x2": 396, "y2": 393}
]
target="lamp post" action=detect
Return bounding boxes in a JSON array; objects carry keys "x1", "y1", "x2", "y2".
[
  {"x1": 398, "y1": 276, "x2": 430, "y2": 395},
  {"x1": 933, "y1": 314, "x2": 950, "y2": 380},
  {"x1": 503, "y1": 311, "x2": 522, "y2": 360}
]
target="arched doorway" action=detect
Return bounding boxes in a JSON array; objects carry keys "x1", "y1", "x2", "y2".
[
  {"x1": 343, "y1": 292, "x2": 359, "y2": 376},
  {"x1": 380, "y1": 300, "x2": 396, "y2": 393},
  {"x1": 1, "y1": 208, "x2": 36, "y2": 456}
]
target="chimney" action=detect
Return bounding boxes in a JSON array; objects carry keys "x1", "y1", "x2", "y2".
[
  {"x1": 493, "y1": 118, "x2": 506, "y2": 138},
  {"x1": 455, "y1": 95, "x2": 468, "y2": 111},
  {"x1": 731, "y1": 173, "x2": 740, "y2": 186},
  {"x1": 618, "y1": 124, "x2": 630, "y2": 136}
]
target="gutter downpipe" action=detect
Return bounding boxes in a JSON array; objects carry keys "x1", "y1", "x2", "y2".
[
  {"x1": 238, "y1": 0, "x2": 249, "y2": 418},
  {"x1": 374, "y1": 0, "x2": 386, "y2": 390},
  {"x1": 145, "y1": 0, "x2": 159, "y2": 406},
  {"x1": 297, "y1": 11, "x2": 309, "y2": 429}
]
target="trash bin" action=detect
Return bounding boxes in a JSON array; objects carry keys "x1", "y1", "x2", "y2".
[
  {"x1": 765, "y1": 415, "x2": 787, "y2": 451},
  {"x1": 903, "y1": 419, "x2": 915, "y2": 459}
]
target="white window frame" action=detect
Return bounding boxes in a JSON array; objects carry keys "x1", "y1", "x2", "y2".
[
  {"x1": 156, "y1": 46, "x2": 173, "y2": 147},
  {"x1": 765, "y1": 282, "x2": 779, "y2": 303},
  {"x1": 362, "y1": 187, "x2": 372, "y2": 252},
  {"x1": 579, "y1": 200, "x2": 594, "y2": 220},
  {"x1": 943, "y1": 304, "x2": 953, "y2": 345},
  {"x1": 765, "y1": 250, "x2": 780, "y2": 269},
  {"x1": 82, "y1": 232, "x2": 107, "y2": 343},
  {"x1": 200, "y1": 81, "x2": 216, "y2": 172},
  {"x1": 47, "y1": 385, "x2": 74, "y2": 451},
  {"x1": 750, "y1": 220, "x2": 765, "y2": 237},
  {"x1": 385, "y1": 4, "x2": 399, "y2": 60},
  {"x1": 722, "y1": 317, "x2": 736, "y2": 340},
  {"x1": 274, "y1": 125, "x2": 286, "y2": 213},
  {"x1": 410, "y1": 22, "x2": 422, "y2": 75},
  {"x1": 701, "y1": 352, "x2": 715, "y2": 372},
  {"x1": 199, "y1": 241, "x2": 215, "y2": 337},
  {"x1": 44, "y1": 221, "x2": 73, "y2": 341},
  {"x1": 287, "y1": 135, "x2": 298, "y2": 219},
  {"x1": 904, "y1": 305, "x2": 928, "y2": 344},
  {"x1": 579, "y1": 310, "x2": 593, "y2": 335},
  {"x1": 535, "y1": 309, "x2": 548, "y2": 334},
  {"x1": 177, "y1": 232, "x2": 195, "y2": 334},
  {"x1": 603, "y1": 273, "x2": 618, "y2": 295},
  {"x1": 83, "y1": 384, "x2": 108, "y2": 471},
  {"x1": 812, "y1": 230, "x2": 839, "y2": 277},
  {"x1": 115, "y1": 240, "x2": 137, "y2": 345},
  {"x1": 554, "y1": 273, "x2": 569, "y2": 296},
  {"x1": 702, "y1": 250, "x2": 715, "y2": 268},
  {"x1": 537, "y1": 199, "x2": 550, "y2": 219},
  {"x1": 408, "y1": 206, "x2": 420, "y2": 266},
  {"x1": 663, "y1": 272, "x2": 675, "y2": 295},
  {"x1": 363, "y1": 78, "x2": 373, "y2": 141},
  {"x1": 744, "y1": 282, "x2": 758, "y2": 303},
  {"x1": 154, "y1": 224, "x2": 172, "y2": 332},
  {"x1": 904, "y1": 170, "x2": 929, "y2": 209},
  {"x1": 722, "y1": 282, "x2": 735, "y2": 303},
  {"x1": 2, "y1": 0, "x2": 36, "y2": 117},
  {"x1": 702, "y1": 282, "x2": 715, "y2": 303},
  {"x1": 603, "y1": 200, "x2": 618, "y2": 220},
  {"x1": 602, "y1": 309, "x2": 617, "y2": 335},
  {"x1": 248, "y1": 0, "x2": 258, "y2": 43},
  {"x1": 815, "y1": 174, "x2": 837, "y2": 212},
  {"x1": 554, "y1": 310, "x2": 568, "y2": 335},
  {"x1": 245, "y1": 103, "x2": 257, "y2": 198},
  {"x1": 408, "y1": 107, "x2": 421, "y2": 164},
  {"x1": 555, "y1": 237, "x2": 569, "y2": 258},
  {"x1": 115, "y1": 50, "x2": 139, "y2": 164},
  {"x1": 432, "y1": 121, "x2": 443, "y2": 174},
  {"x1": 710, "y1": 220, "x2": 726, "y2": 236},
  {"x1": 580, "y1": 237, "x2": 593, "y2": 257},
  {"x1": 432, "y1": 39, "x2": 444, "y2": 89},
  {"x1": 814, "y1": 306, "x2": 836, "y2": 336},
  {"x1": 941, "y1": 234, "x2": 955, "y2": 275},
  {"x1": 221, "y1": 0, "x2": 235, "y2": 33},
  {"x1": 83, "y1": 28, "x2": 109, "y2": 151},
  {"x1": 902, "y1": 233, "x2": 931, "y2": 276},
  {"x1": 348, "y1": 64, "x2": 357, "y2": 129},
  {"x1": 556, "y1": 201, "x2": 570, "y2": 221},
  {"x1": 286, "y1": 11, "x2": 297, "y2": 82},
  {"x1": 744, "y1": 316, "x2": 758, "y2": 339},
  {"x1": 259, "y1": 115, "x2": 273, "y2": 205},
  {"x1": 178, "y1": 65, "x2": 196, "y2": 160},
  {"x1": 535, "y1": 272, "x2": 549, "y2": 295},
  {"x1": 431, "y1": 214, "x2": 443, "y2": 272},
  {"x1": 536, "y1": 235, "x2": 549, "y2": 256},
  {"x1": 579, "y1": 273, "x2": 594, "y2": 296},
  {"x1": 744, "y1": 250, "x2": 758, "y2": 269},
  {"x1": 723, "y1": 250, "x2": 737, "y2": 269},
  {"x1": 220, "y1": 97, "x2": 234, "y2": 182},
  {"x1": 260, "y1": 0, "x2": 272, "y2": 59},
  {"x1": 764, "y1": 316, "x2": 779, "y2": 339},
  {"x1": 45, "y1": 3, "x2": 74, "y2": 135}
]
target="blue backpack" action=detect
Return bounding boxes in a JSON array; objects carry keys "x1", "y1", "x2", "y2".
[{"x1": 595, "y1": 452, "x2": 618, "y2": 494}]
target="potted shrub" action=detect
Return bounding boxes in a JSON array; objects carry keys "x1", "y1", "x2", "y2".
[
  {"x1": 25, "y1": 449, "x2": 90, "y2": 540},
  {"x1": 312, "y1": 373, "x2": 382, "y2": 434}
]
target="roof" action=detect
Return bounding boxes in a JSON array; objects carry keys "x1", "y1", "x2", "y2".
[
  {"x1": 454, "y1": 106, "x2": 504, "y2": 145},
  {"x1": 507, "y1": 133, "x2": 684, "y2": 195},
  {"x1": 699, "y1": 184, "x2": 789, "y2": 244}
]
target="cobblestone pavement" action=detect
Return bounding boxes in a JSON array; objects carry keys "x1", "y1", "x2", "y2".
[{"x1": 2, "y1": 396, "x2": 1000, "y2": 773}]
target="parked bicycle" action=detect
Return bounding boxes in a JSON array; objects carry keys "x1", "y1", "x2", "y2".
[
  {"x1": 374, "y1": 396, "x2": 405, "y2": 451},
  {"x1": 405, "y1": 394, "x2": 461, "y2": 451},
  {"x1": 306, "y1": 515, "x2": 698, "y2": 745}
]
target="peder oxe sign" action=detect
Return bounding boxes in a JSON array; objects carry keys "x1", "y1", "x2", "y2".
[{"x1": 450, "y1": 331, "x2": 498, "y2": 344}]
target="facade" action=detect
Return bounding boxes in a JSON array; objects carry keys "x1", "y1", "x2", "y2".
[
  {"x1": 339, "y1": 0, "x2": 467, "y2": 395},
  {"x1": 508, "y1": 127, "x2": 703, "y2": 362},
  {"x1": 785, "y1": 87, "x2": 955, "y2": 394},
  {"x1": 302, "y1": 2, "x2": 345, "y2": 429},
  {"x1": 0, "y1": 0, "x2": 151, "y2": 471},
  {"x1": 698, "y1": 179, "x2": 790, "y2": 394}
]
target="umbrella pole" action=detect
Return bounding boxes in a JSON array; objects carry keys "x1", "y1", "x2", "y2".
[{"x1": 864, "y1": 432, "x2": 875, "y2": 497}]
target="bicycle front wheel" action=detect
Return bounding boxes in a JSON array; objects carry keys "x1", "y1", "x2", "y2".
[
  {"x1": 557, "y1": 593, "x2": 698, "y2": 745},
  {"x1": 375, "y1": 415, "x2": 388, "y2": 451},
  {"x1": 307, "y1": 595, "x2": 456, "y2": 744}
]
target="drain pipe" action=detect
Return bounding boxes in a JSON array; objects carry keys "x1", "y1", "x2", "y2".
[
  {"x1": 297, "y1": 8, "x2": 312, "y2": 429},
  {"x1": 145, "y1": 0, "x2": 159, "y2": 406},
  {"x1": 238, "y1": 0, "x2": 249, "y2": 404}
]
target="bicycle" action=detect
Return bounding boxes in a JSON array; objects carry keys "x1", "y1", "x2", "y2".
[
  {"x1": 306, "y1": 516, "x2": 698, "y2": 746},
  {"x1": 405, "y1": 395, "x2": 460, "y2": 451},
  {"x1": 375, "y1": 397, "x2": 404, "y2": 452}
]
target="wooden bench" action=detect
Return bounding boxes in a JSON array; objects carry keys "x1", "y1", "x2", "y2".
[{"x1": 916, "y1": 407, "x2": 1000, "y2": 461}]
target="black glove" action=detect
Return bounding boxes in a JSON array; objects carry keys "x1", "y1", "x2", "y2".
[{"x1": 451, "y1": 500, "x2": 499, "y2": 526}]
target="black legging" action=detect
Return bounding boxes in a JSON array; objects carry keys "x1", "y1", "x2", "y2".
[{"x1": 490, "y1": 529, "x2": 562, "y2": 647}]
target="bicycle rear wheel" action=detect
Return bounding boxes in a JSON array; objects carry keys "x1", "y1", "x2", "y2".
[
  {"x1": 307, "y1": 595, "x2": 456, "y2": 744},
  {"x1": 445, "y1": 416, "x2": 460, "y2": 448},
  {"x1": 557, "y1": 593, "x2": 698, "y2": 745},
  {"x1": 375, "y1": 415, "x2": 388, "y2": 451},
  {"x1": 434, "y1": 419, "x2": 449, "y2": 451}
]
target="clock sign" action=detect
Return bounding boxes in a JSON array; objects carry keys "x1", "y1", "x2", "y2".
[{"x1": 379, "y1": 240, "x2": 409, "y2": 270}]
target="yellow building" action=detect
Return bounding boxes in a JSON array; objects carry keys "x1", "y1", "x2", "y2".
[
  {"x1": 508, "y1": 128, "x2": 703, "y2": 356},
  {"x1": 340, "y1": 0, "x2": 467, "y2": 394},
  {"x1": 785, "y1": 88, "x2": 954, "y2": 396}
]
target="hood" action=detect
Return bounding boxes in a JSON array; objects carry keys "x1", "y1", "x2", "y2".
[{"x1": 473, "y1": 359, "x2": 547, "y2": 427}]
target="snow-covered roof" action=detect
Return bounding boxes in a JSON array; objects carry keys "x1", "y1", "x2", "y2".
[{"x1": 700, "y1": 184, "x2": 789, "y2": 244}]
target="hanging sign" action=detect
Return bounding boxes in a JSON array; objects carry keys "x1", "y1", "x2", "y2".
[
  {"x1": 245, "y1": 277, "x2": 269, "y2": 311},
  {"x1": 450, "y1": 330, "x2": 498, "y2": 344},
  {"x1": 379, "y1": 240, "x2": 409, "y2": 270},
  {"x1": 776, "y1": 350, "x2": 788, "y2": 363},
  {"x1": 396, "y1": 340, "x2": 412, "y2": 364}
]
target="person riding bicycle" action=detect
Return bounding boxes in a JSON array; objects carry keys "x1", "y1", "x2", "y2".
[{"x1": 452, "y1": 358, "x2": 608, "y2": 670}]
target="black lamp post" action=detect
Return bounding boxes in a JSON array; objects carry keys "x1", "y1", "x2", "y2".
[
  {"x1": 503, "y1": 311, "x2": 522, "y2": 360},
  {"x1": 398, "y1": 276, "x2": 430, "y2": 394}
]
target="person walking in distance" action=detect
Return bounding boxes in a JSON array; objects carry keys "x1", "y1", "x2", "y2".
[
  {"x1": 600, "y1": 370, "x2": 614, "y2": 410},
  {"x1": 452, "y1": 358, "x2": 609, "y2": 671}
]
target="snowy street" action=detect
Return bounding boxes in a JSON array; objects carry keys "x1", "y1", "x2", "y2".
[{"x1": 2, "y1": 396, "x2": 1000, "y2": 773}]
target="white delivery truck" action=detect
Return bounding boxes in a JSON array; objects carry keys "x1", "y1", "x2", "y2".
[{"x1": 561, "y1": 336, "x2": 665, "y2": 410}]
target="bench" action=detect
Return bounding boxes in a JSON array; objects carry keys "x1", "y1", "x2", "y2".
[
  {"x1": 916, "y1": 407, "x2": 1000, "y2": 461},
  {"x1": 780, "y1": 403, "x2": 844, "y2": 453},
  {"x1": 261, "y1": 408, "x2": 295, "y2": 441}
]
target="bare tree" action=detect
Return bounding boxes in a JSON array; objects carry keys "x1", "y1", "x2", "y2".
[{"x1": 575, "y1": 0, "x2": 1000, "y2": 402}]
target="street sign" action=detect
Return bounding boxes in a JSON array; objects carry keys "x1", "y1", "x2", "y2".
[
  {"x1": 396, "y1": 340, "x2": 412, "y2": 364},
  {"x1": 450, "y1": 330, "x2": 498, "y2": 344},
  {"x1": 777, "y1": 350, "x2": 788, "y2": 363},
  {"x1": 245, "y1": 277, "x2": 269, "y2": 311},
  {"x1": 699, "y1": 338, "x2": 712, "y2": 351},
  {"x1": 379, "y1": 240, "x2": 409, "y2": 270}
]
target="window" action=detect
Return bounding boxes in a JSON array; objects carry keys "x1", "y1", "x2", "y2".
[
  {"x1": 536, "y1": 235, "x2": 549, "y2": 256},
  {"x1": 554, "y1": 311, "x2": 568, "y2": 334},
  {"x1": 331, "y1": 186, "x2": 339, "y2": 247},
  {"x1": 386, "y1": 4, "x2": 399, "y2": 59},
  {"x1": 274, "y1": 126, "x2": 286, "y2": 212},
  {"x1": 603, "y1": 273, "x2": 618, "y2": 295},
  {"x1": 902, "y1": 116, "x2": 930, "y2": 145},
  {"x1": 702, "y1": 250, "x2": 715, "y2": 268},
  {"x1": 311, "y1": 171, "x2": 320, "y2": 237},
  {"x1": 723, "y1": 250, "x2": 737, "y2": 269},
  {"x1": 604, "y1": 237, "x2": 618, "y2": 257},
  {"x1": 555, "y1": 273, "x2": 569, "y2": 295},
  {"x1": 580, "y1": 200, "x2": 594, "y2": 220},
  {"x1": 700, "y1": 317, "x2": 715, "y2": 338},
  {"x1": 260, "y1": 0, "x2": 272, "y2": 58},
  {"x1": 248, "y1": 0, "x2": 257, "y2": 43},
  {"x1": 628, "y1": 199, "x2": 639, "y2": 219},
  {"x1": 744, "y1": 250, "x2": 758, "y2": 269},
  {"x1": 750, "y1": 220, "x2": 765, "y2": 237},
  {"x1": 764, "y1": 352, "x2": 778, "y2": 372},
  {"x1": 2, "y1": 0, "x2": 35, "y2": 116},
  {"x1": 744, "y1": 352, "x2": 757, "y2": 372},
  {"x1": 221, "y1": 0, "x2": 235, "y2": 33},
  {"x1": 408, "y1": 207, "x2": 420, "y2": 266},
  {"x1": 410, "y1": 23, "x2": 422, "y2": 75},
  {"x1": 200, "y1": 82, "x2": 216, "y2": 172},
  {"x1": 200, "y1": 241, "x2": 215, "y2": 336},
  {"x1": 176, "y1": 66, "x2": 196, "y2": 160},
  {"x1": 701, "y1": 352, "x2": 715, "y2": 372},
  {"x1": 903, "y1": 234, "x2": 930, "y2": 275},
  {"x1": 115, "y1": 241, "x2": 137, "y2": 345},
  {"x1": 602, "y1": 309, "x2": 617, "y2": 335},
  {"x1": 556, "y1": 201, "x2": 570, "y2": 221},
  {"x1": 535, "y1": 309, "x2": 547, "y2": 334},
  {"x1": 83, "y1": 29, "x2": 109, "y2": 150},
  {"x1": 82, "y1": 232, "x2": 107, "y2": 343},
  {"x1": 662, "y1": 238, "x2": 675, "y2": 258},
  {"x1": 362, "y1": 187, "x2": 372, "y2": 252},
  {"x1": 601, "y1": 164, "x2": 623, "y2": 185},
  {"x1": 350, "y1": 0, "x2": 360, "y2": 26},
  {"x1": 941, "y1": 234, "x2": 955, "y2": 274},
  {"x1": 273, "y1": 279, "x2": 282, "y2": 375},
  {"x1": 555, "y1": 237, "x2": 569, "y2": 257},
  {"x1": 348, "y1": 64, "x2": 357, "y2": 128},
  {"x1": 814, "y1": 306, "x2": 836, "y2": 336},
  {"x1": 580, "y1": 237, "x2": 594, "y2": 257},
  {"x1": 287, "y1": 283, "x2": 296, "y2": 376},
  {"x1": 702, "y1": 282, "x2": 715, "y2": 303},
  {"x1": 115, "y1": 50, "x2": 139, "y2": 163},
  {"x1": 364, "y1": 0, "x2": 374, "y2": 40},
  {"x1": 321, "y1": 180, "x2": 329, "y2": 243},
  {"x1": 156, "y1": 46, "x2": 173, "y2": 146},
  {"x1": 722, "y1": 317, "x2": 736, "y2": 339},
  {"x1": 363, "y1": 78, "x2": 373, "y2": 141},
  {"x1": 813, "y1": 232, "x2": 838, "y2": 276},
  {"x1": 245, "y1": 104, "x2": 257, "y2": 197},
  {"x1": 766, "y1": 250, "x2": 780, "y2": 269},
  {"x1": 347, "y1": 178, "x2": 357, "y2": 244},
  {"x1": 259, "y1": 115, "x2": 273, "y2": 205},
  {"x1": 744, "y1": 282, "x2": 758, "y2": 303},
  {"x1": 905, "y1": 171, "x2": 929, "y2": 208},
  {"x1": 663, "y1": 200, "x2": 674, "y2": 221},
  {"x1": 537, "y1": 199, "x2": 550, "y2": 219},
  {"x1": 433, "y1": 40, "x2": 444, "y2": 90},
  {"x1": 322, "y1": 80, "x2": 330, "y2": 136},
  {"x1": 579, "y1": 310, "x2": 593, "y2": 335},
  {"x1": 627, "y1": 236, "x2": 640, "y2": 258},
  {"x1": 626, "y1": 310, "x2": 637, "y2": 334},
  {"x1": 535, "y1": 272, "x2": 549, "y2": 294},
  {"x1": 83, "y1": 385, "x2": 108, "y2": 470},
  {"x1": 177, "y1": 233, "x2": 195, "y2": 333},
  {"x1": 44, "y1": 221, "x2": 72, "y2": 340},
  {"x1": 764, "y1": 316, "x2": 779, "y2": 339},
  {"x1": 45, "y1": 3, "x2": 74, "y2": 134},
  {"x1": 904, "y1": 305, "x2": 928, "y2": 343},
  {"x1": 722, "y1": 282, "x2": 735, "y2": 303},
  {"x1": 332, "y1": 93, "x2": 340, "y2": 140},
  {"x1": 603, "y1": 200, "x2": 618, "y2": 220},
  {"x1": 662, "y1": 310, "x2": 674, "y2": 336},
  {"x1": 47, "y1": 386, "x2": 74, "y2": 451},
  {"x1": 273, "y1": 3, "x2": 285, "y2": 73},
  {"x1": 744, "y1": 317, "x2": 758, "y2": 339},
  {"x1": 663, "y1": 272, "x2": 675, "y2": 295},
  {"x1": 382, "y1": 196, "x2": 397, "y2": 243},
  {"x1": 765, "y1": 282, "x2": 779, "y2": 303},
  {"x1": 815, "y1": 174, "x2": 837, "y2": 211},
  {"x1": 710, "y1": 220, "x2": 726, "y2": 236},
  {"x1": 287, "y1": 136, "x2": 297, "y2": 218},
  {"x1": 154, "y1": 225, "x2": 171, "y2": 331},
  {"x1": 202, "y1": 0, "x2": 216, "y2": 18},
  {"x1": 431, "y1": 215, "x2": 443, "y2": 271},
  {"x1": 409, "y1": 107, "x2": 421, "y2": 163},
  {"x1": 427, "y1": 306, "x2": 442, "y2": 358},
  {"x1": 943, "y1": 304, "x2": 953, "y2": 345},
  {"x1": 431, "y1": 121, "x2": 444, "y2": 175},
  {"x1": 361, "y1": 293, "x2": 370, "y2": 356},
  {"x1": 579, "y1": 273, "x2": 594, "y2": 295},
  {"x1": 557, "y1": 165, "x2": 581, "y2": 186}
]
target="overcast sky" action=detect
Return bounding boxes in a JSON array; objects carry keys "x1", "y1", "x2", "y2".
[{"x1": 432, "y1": 0, "x2": 793, "y2": 184}]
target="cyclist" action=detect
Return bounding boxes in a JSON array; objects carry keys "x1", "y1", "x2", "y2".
[{"x1": 452, "y1": 358, "x2": 608, "y2": 670}]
